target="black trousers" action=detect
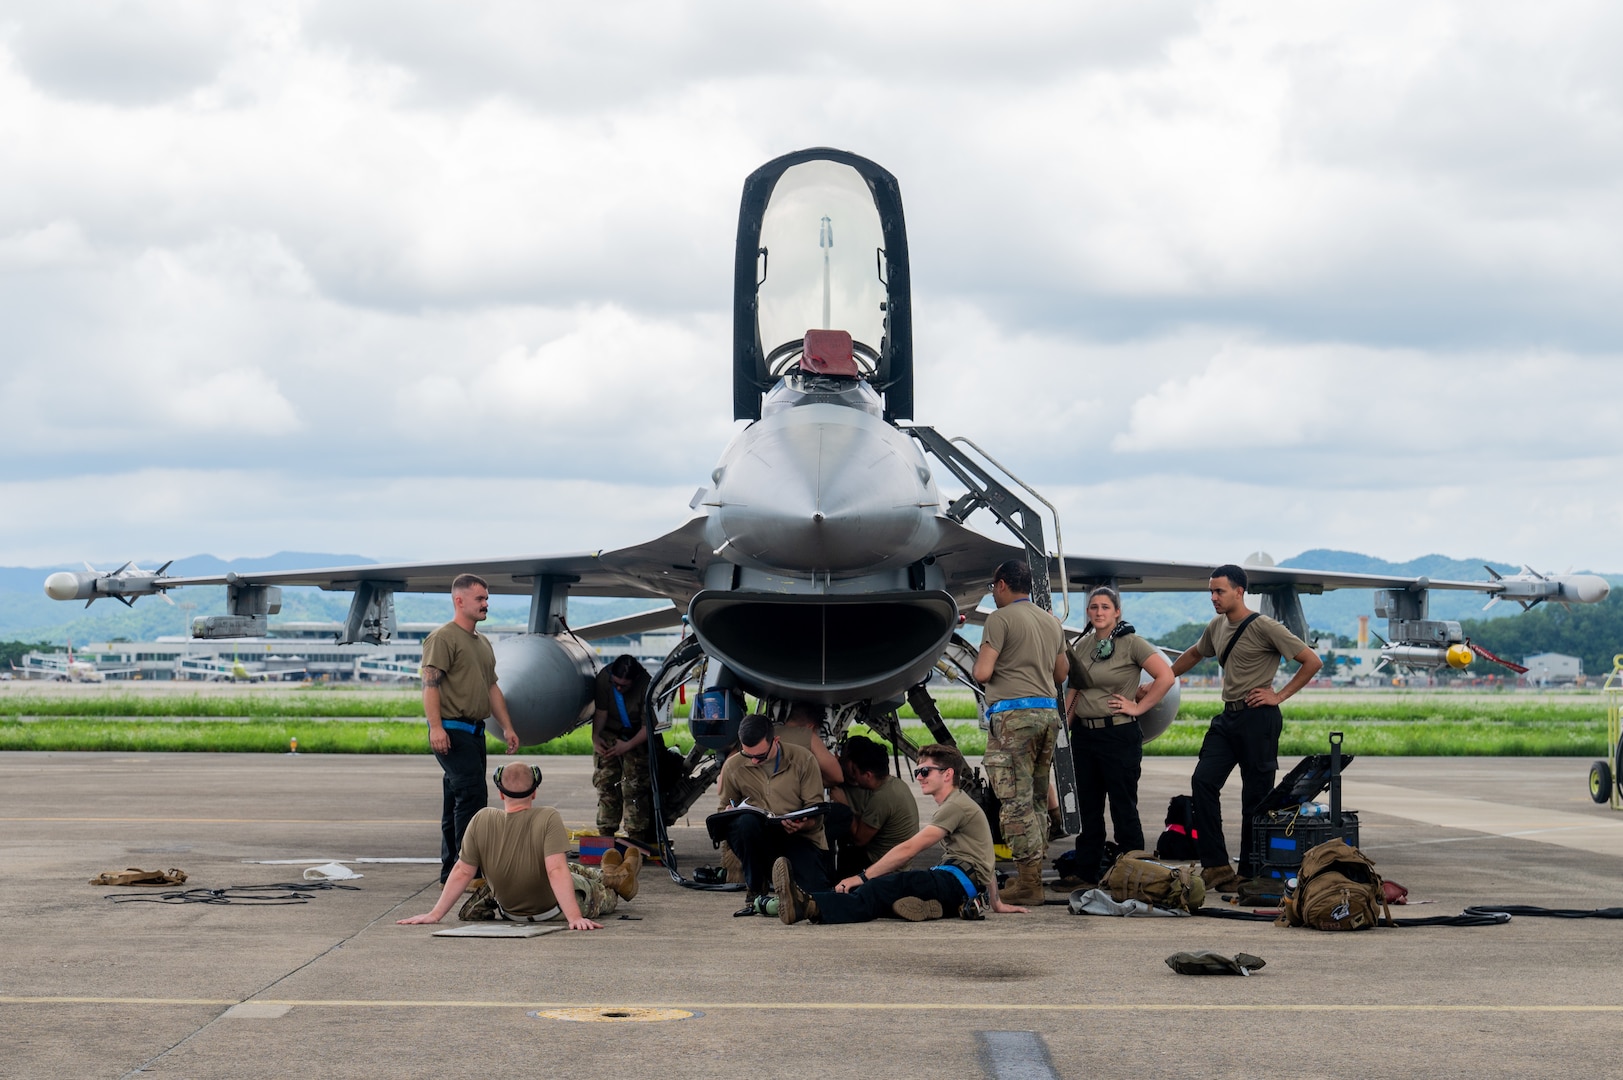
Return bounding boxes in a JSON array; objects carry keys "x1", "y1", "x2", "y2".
[
  {"x1": 820, "y1": 802, "x2": 871, "y2": 877},
  {"x1": 1070, "y1": 719, "x2": 1145, "y2": 880},
  {"x1": 1191, "y1": 704, "x2": 1282, "y2": 877},
  {"x1": 812, "y1": 868, "x2": 969, "y2": 924},
  {"x1": 726, "y1": 812, "x2": 832, "y2": 896},
  {"x1": 436, "y1": 726, "x2": 488, "y2": 883}
]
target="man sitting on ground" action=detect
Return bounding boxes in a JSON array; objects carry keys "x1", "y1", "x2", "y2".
[
  {"x1": 713, "y1": 712, "x2": 832, "y2": 914},
  {"x1": 398, "y1": 762, "x2": 639, "y2": 930},
  {"x1": 774, "y1": 744, "x2": 1028, "y2": 925},
  {"x1": 828, "y1": 735, "x2": 920, "y2": 876}
]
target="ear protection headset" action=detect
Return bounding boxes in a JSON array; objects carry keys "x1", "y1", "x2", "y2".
[{"x1": 493, "y1": 763, "x2": 542, "y2": 799}]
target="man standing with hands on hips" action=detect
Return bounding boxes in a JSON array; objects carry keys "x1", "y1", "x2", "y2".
[
  {"x1": 972, "y1": 559, "x2": 1068, "y2": 906},
  {"x1": 1169, "y1": 564, "x2": 1322, "y2": 892},
  {"x1": 421, "y1": 573, "x2": 521, "y2": 885}
]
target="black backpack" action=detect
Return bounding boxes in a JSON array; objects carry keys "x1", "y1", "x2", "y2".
[{"x1": 1154, "y1": 795, "x2": 1199, "y2": 861}]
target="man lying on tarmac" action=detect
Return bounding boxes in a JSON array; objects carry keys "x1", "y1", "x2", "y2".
[
  {"x1": 398, "y1": 761, "x2": 637, "y2": 930},
  {"x1": 773, "y1": 743, "x2": 1028, "y2": 925}
]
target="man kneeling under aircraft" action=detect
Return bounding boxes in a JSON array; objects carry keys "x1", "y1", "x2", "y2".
[
  {"x1": 398, "y1": 762, "x2": 640, "y2": 930},
  {"x1": 773, "y1": 744, "x2": 1028, "y2": 924}
]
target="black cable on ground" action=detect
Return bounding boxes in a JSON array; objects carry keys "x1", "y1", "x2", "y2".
[
  {"x1": 1464, "y1": 904, "x2": 1623, "y2": 920},
  {"x1": 105, "y1": 881, "x2": 361, "y2": 905},
  {"x1": 1193, "y1": 906, "x2": 1512, "y2": 927}
]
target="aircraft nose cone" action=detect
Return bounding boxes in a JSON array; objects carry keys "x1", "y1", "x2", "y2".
[{"x1": 709, "y1": 406, "x2": 939, "y2": 574}]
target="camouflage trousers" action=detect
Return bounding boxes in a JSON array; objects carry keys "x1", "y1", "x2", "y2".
[
  {"x1": 983, "y1": 707, "x2": 1058, "y2": 862},
  {"x1": 458, "y1": 862, "x2": 618, "y2": 922},
  {"x1": 593, "y1": 735, "x2": 654, "y2": 840}
]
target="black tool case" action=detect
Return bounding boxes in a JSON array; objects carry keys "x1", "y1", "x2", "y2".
[{"x1": 1251, "y1": 731, "x2": 1359, "y2": 880}]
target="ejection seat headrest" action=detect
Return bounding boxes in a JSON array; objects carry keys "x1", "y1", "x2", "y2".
[{"x1": 800, "y1": 329, "x2": 859, "y2": 377}]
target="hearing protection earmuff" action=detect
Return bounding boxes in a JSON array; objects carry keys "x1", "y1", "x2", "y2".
[{"x1": 493, "y1": 763, "x2": 542, "y2": 799}]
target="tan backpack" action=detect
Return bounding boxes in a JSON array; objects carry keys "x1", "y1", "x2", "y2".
[
  {"x1": 1103, "y1": 850, "x2": 1206, "y2": 912},
  {"x1": 1276, "y1": 840, "x2": 1391, "y2": 931}
]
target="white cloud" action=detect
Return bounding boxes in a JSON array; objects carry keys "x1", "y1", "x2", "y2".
[
  {"x1": 0, "y1": 0, "x2": 1619, "y2": 578},
  {"x1": 166, "y1": 369, "x2": 301, "y2": 433}
]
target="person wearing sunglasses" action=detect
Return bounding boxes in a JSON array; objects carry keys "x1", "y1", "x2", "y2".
[
  {"x1": 1053, "y1": 585, "x2": 1175, "y2": 891},
  {"x1": 969, "y1": 559, "x2": 1069, "y2": 905},
  {"x1": 773, "y1": 744, "x2": 1027, "y2": 924},
  {"x1": 713, "y1": 712, "x2": 832, "y2": 914}
]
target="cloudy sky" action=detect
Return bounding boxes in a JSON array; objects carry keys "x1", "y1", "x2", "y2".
[{"x1": 2, "y1": 0, "x2": 1620, "y2": 575}]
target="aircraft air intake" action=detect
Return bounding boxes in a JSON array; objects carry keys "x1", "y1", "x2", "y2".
[{"x1": 687, "y1": 590, "x2": 958, "y2": 705}]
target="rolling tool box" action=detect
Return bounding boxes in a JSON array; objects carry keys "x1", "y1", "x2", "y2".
[{"x1": 1251, "y1": 731, "x2": 1359, "y2": 882}]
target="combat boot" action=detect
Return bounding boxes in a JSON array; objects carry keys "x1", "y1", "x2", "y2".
[
  {"x1": 892, "y1": 897, "x2": 943, "y2": 921},
  {"x1": 998, "y1": 857, "x2": 1045, "y2": 905},
  {"x1": 773, "y1": 857, "x2": 818, "y2": 925},
  {"x1": 1201, "y1": 863, "x2": 1241, "y2": 894},
  {"x1": 610, "y1": 848, "x2": 642, "y2": 901},
  {"x1": 599, "y1": 850, "x2": 623, "y2": 891}
]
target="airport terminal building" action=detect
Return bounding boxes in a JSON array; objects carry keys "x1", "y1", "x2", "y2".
[{"x1": 17, "y1": 625, "x2": 678, "y2": 682}]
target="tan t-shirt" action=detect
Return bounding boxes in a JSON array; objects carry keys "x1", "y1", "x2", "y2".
[
  {"x1": 1067, "y1": 631, "x2": 1159, "y2": 718},
  {"x1": 421, "y1": 621, "x2": 497, "y2": 721},
  {"x1": 844, "y1": 775, "x2": 921, "y2": 863},
  {"x1": 931, "y1": 788, "x2": 995, "y2": 893},
  {"x1": 458, "y1": 805, "x2": 569, "y2": 917},
  {"x1": 594, "y1": 667, "x2": 650, "y2": 734},
  {"x1": 982, "y1": 600, "x2": 1065, "y2": 703},
  {"x1": 1195, "y1": 613, "x2": 1310, "y2": 701},
  {"x1": 777, "y1": 724, "x2": 815, "y2": 751},
  {"x1": 716, "y1": 741, "x2": 827, "y2": 849}
]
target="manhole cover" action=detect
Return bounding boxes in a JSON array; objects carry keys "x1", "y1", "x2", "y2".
[{"x1": 529, "y1": 1007, "x2": 699, "y2": 1023}]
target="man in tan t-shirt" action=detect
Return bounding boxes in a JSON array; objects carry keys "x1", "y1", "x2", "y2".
[
  {"x1": 971, "y1": 559, "x2": 1068, "y2": 904},
  {"x1": 775, "y1": 744, "x2": 1027, "y2": 924},
  {"x1": 1169, "y1": 564, "x2": 1323, "y2": 891},
  {"x1": 420, "y1": 574, "x2": 521, "y2": 884},
  {"x1": 397, "y1": 762, "x2": 611, "y2": 930}
]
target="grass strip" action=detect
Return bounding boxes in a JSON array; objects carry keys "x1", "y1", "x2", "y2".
[{"x1": 0, "y1": 690, "x2": 1608, "y2": 756}]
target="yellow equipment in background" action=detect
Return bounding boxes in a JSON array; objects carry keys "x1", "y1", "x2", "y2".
[{"x1": 1590, "y1": 654, "x2": 1623, "y2": 810}]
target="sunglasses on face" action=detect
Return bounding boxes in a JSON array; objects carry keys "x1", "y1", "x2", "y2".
[
  {"x1": 741, "y1": 743, "x2": 774, "y2": 762},
  {"x1": 913, "y1": 765, "x2": 948, "y2": 779}
]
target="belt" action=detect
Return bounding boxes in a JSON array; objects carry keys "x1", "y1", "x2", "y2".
[
  {"x1": 497, "y1": 901, "x2": 560, "y2": 923},
  {"x1": 986, "y1": 697, "x2": 1057, "y2": 715},
  {"x1": 438, "y1": 718, "x2": 485, "y2": 734},
  {"x1": 1223, "y1": 700, "x2": 1257, "y2": 713},
  {"x1": 931, "y1": 863, "x2": 980, "y2": 899},
  {"x1": 1072, "y1": 715, "x2": 1138, "y2": 730}
]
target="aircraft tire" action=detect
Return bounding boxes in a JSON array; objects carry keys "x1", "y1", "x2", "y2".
[
  {"x1": 1616, "y1": 738, "x2": 1623, "y2": 801},
  {"x1": 1589, "y1": 760, "x2": 1612, "y2": 804}
]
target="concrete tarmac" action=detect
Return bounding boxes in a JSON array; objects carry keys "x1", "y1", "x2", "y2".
[{"x1": 4, "y1": 750, "x2": 1622, "y2": 1079}]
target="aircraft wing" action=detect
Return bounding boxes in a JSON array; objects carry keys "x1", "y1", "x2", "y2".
[
  {"x1": 1055, "y1": 556, "x2": 1506, "y2": 595},
  {"x1": 49, "y1": 517, "x2": 717, "y2": 604},
  {"x1": 927, "y1": 519, "x2": 1604, "y2": 608}
]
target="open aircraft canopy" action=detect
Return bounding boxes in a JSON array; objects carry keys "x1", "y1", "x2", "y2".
[{"x1": 733, "y1": 147, "x2": 913, "y2": 422}]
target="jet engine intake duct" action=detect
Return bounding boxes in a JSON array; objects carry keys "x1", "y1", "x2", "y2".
[{"x1": 687, "y1": 589, "x2": 957, "y2": 705}]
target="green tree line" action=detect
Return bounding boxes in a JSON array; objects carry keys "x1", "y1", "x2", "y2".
[{"x1": 0, "y1": 640, "x2": 55, "y2": 670}]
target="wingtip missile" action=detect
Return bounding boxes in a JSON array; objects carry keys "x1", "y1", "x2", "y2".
[{"x1": 44, "y1": 563, "x2": 176, "y2": 605}]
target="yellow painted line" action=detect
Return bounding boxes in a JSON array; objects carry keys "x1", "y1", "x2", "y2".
[
  {"x1": 5, "y1": 996, "x2": 1623, "y2": 1013},
  {"x1": 0, "y1": 817, "x2": 436, "y2": 824}
]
